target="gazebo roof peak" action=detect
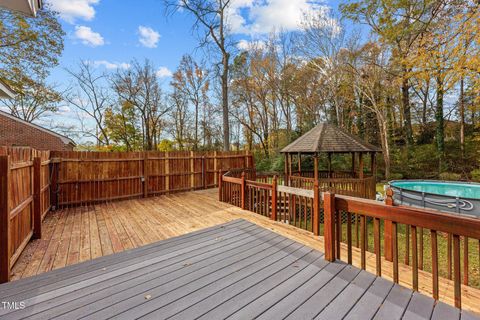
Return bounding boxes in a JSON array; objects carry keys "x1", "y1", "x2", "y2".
[{"x1": 281, "y1": 123, "x2": 381, "y2": 154}]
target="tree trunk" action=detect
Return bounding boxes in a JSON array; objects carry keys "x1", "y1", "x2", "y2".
[
  {"x1": 222, "y1": 52, "x2": 230, "y2": 151},
  {"x1": 402, "y1": 75, "x2": 414, "y2": 146},
  {"x1": 435, "y1": 76, "x2": 445, "y2": 170},
  {"x1": 460, "y1": 77, "x2": 465, "y2": 160}
]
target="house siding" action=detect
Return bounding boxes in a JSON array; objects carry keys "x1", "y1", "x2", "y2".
[{"x1": 0, "y1": 113, "x2": 74, "y2": 151}]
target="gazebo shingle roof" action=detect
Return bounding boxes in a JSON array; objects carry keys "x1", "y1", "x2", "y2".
[{"x1": 281, "y1": 123, "x2": 381, "y2": 153}]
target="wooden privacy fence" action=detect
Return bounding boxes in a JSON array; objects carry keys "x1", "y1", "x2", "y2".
[
  {"x1": 0, "y1": 147, "x2": 50, "y2": 283},
  {"x1": 219, "y1": 171, "x2": 480, "y2": 310},
  {"x1": 50, "y1": 150, "x2": 253, "y2": 208},
  {"x1": 0, "y1": 148, "x2": 252, "y2": 283}
]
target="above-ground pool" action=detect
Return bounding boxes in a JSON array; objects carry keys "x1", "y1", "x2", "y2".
[{"x1": 389, "y1": 180, "x2": 480, "y2": 218}]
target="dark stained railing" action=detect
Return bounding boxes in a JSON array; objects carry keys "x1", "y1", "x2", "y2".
[{"x1": 219, "y1": 169, "x2": 480, "y2": 310}]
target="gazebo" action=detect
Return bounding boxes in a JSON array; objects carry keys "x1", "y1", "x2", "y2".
[{"x1": 281, "y1": 123, "x2": 381, "y2": 199}]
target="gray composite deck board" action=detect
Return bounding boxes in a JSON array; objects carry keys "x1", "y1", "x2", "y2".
[
  {"x1": 0, "y1": 219, "x2": 250, "y2": 297},
  {"x1": 0, "y1": 219, "x2": 476, "y2": 320},
  {"x1": 402, "y1": 291, "x2": 436, "y2": 320}
]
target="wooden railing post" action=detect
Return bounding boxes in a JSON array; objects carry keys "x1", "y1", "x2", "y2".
[
  {"x1": 165, "y1": 152, "x2": 170, "y2": 193},
  {"x1": 241, "y1": 172, "x2": 246, "y2": 210},
  {"x1": 313, "y1": 181, "x2": 320, "y2": 236},
  {"x1": 218, "y1": 170, "x2": 223, "y2": 201},
  {"x1": 384, "y1": 188, "x2": 394, "y2": 262},
  {"x1": 271, "y1": 175, "x2": 277, "y2": 221},
  {"x1": 33, "y1": 157, "x2": 42, "y2": 239},
  {"x1": 0, "y1": 155, "x2": 10, "y2": 283},
  {"x1": 324, "y1": 192, "x2": 336, "y2": 262},
  {"x1": 143, "y1": 152, "x2": 148, "y2": 198}
]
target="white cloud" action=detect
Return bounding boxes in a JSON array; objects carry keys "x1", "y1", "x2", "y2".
[
  {"x1": 138, "y1": 26, "x2": 161, "y2": 48},
  {"x1": 237, "y1": 39, "x2": 266, "y2": 51},
  {"x1": 92, "y1": 60, "x2": 131, "y2": 70},
  {"x1": 74, "y1": 26, "x2": 105, "y2": 47},
  {"x1": 46, "y1": 0, "x2": 100, "y2": 23},
  {"x1": 227, "y1": 0, "x2": 330, "y2": 35},
  {"x1": 156, "y1": 67, "x2": 173, "y2": 78}
]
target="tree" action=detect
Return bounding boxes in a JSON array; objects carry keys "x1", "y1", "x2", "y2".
[
  {"x1": 341, "y1": 0, "x2": 449, "y2": 147},
  {"x1": 171, "y1": 55, "x2": 209, "y2": 150},
  {"x1": 348, "y1": 42, "x2": 395, "y2": 178},
  {"x1": 169, "y1": 86, "x2": 191, "y2": 150},
  {"x1": 112, "y1": 60, "x2": 170, "y2": 150},
  {"x1": 0, "y1": 6, "x2": 64, "y2": 122},
  {"x1": 0, "y1": 78, "x2": 61, "y2": 122},
  {"x1": 65, "y1": 61, "x2": 112, "y2": 146},
  {"x1": 165, "y1": 0, "x2": 233, "y2": 150}
]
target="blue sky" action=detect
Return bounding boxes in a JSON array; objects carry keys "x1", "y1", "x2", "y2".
[
  {"x1": 47, "y1": 0, "x2": 342, "y2": 83},
  {"x1": 40, "y1": 0, "x2": 343, "y2": 139}
]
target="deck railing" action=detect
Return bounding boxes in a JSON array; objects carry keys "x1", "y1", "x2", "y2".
[{"x1": 219, "y1": 170, "x2": 480, "y2": 310}]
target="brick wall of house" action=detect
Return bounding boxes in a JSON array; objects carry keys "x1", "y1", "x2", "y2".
[{"x1": 0, "y1": 113, "x2": 74, "y2": 151}]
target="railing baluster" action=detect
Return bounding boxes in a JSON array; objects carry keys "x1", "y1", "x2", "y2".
[
  {"x1": 453, "y1": 234, "x2": 461, "y2": 308},
  {"x1": 431, "y1": 230, "x2": 439, "y2": 300},
  {"x1": 347, "y1": 212, "x2": 352, "y2": 265},
  {"x1": 336, "y1": 210, "x2": 341, "y2": 259},
  {"x1": 361, "y1": 214, "x2": 366, "y2": 270},
  {"x1": 464, "y1": 236, "x2": 469, "y2": 286},
  {"x1": 419, "y1": 227, "x2": 424, "y2": 270},
  {"x1": 355, "y1": 214, "x2": 359, "y2": 248},
  {"x1": 411, "y1": 225, "x2": 418, "y2": 291},
  {"x1": 392, "y1": 222, "x2": 398, "y2": 283},
  {"x1": 374, "y1": 217, "x2": 381, "y2": 276},
  {"x1": 405, "y1": 224, "x2": 410, "y2": 265},
  {"x1": 447, "y1": 233, "x2": 453, "y2": 280}
]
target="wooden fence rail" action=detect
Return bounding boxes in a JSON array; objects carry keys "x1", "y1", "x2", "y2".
[{"x1": 219, "y1": 169, "x2": 480, "y2": 310}]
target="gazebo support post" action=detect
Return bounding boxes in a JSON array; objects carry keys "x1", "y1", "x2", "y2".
[
  {"x1": 370, "y1": 152, "x2": 376, "y2": 180},
  {"x1": 327, "y1": 152, "x2": 332, "y2": 178},
  {"x1": 297, "y1": 153, "x2": 301, "y2": 175},
  {"x1": 284, "y1": 153, "x2": 288, "y2": 185},
  {"x1": 358, "y1": 152, "x2": 364, "y2": 179},
  {"x1": 351, "y1": 152, "x2": 356, "y2": 177},
  {"x1": 314, "y1": 153, "x2": 319, "y2": 182},
  {"x1": 288, "y1": 153, "x2": 292, "y2": 185}
]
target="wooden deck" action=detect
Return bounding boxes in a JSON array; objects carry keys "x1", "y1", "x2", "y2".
[
  {"x1": 7, "y1": 188, "x2": 480, "y2": 315},
  {"x1": 0, "y1": 219, "x2": 476, "y2": 319}
]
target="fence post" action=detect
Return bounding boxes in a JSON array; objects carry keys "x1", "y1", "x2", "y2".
[
  {"x1": 324, "y1": 192, "x2": 336, "y2": 262},
  {"x1": 0, "y1": 155, "x2": 10, "y2": 283},
  {"x1": 165, "y1": 152, "x2": 170, "y2": 193},
  {"x1": 49, "y1": 158, "x2": 59, "y2": 210},
  {"x1": 33, "y1": 157, "x2": 42, "y2": 239},
  {"x1": 313, "y1": 181, "x2": 320, "y2": 236},
  {"x1": 213, "y1": 151, "x2": 218, "y2": 187},
  {"x1": 271, "y1": 175, "x2": 277, "y2": 221},
  {"x1": 190, "y1": 151, "x2": 195, "y2": 190},
  {"x1": 218, "y1": 170, "x2": 223, "y2": 202},
  {"x1": 384, "y1": 188, "x2": 394, "y2": 262},
  {"x1": 202, "y1": 156, "x2": 206, "y2": 189},
  {"x1": 143, "y1": 152, "x2": 148, "y2": 198},
  {"x1": 241, "y1": 172, "x2": 246, "y2": 210}
]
